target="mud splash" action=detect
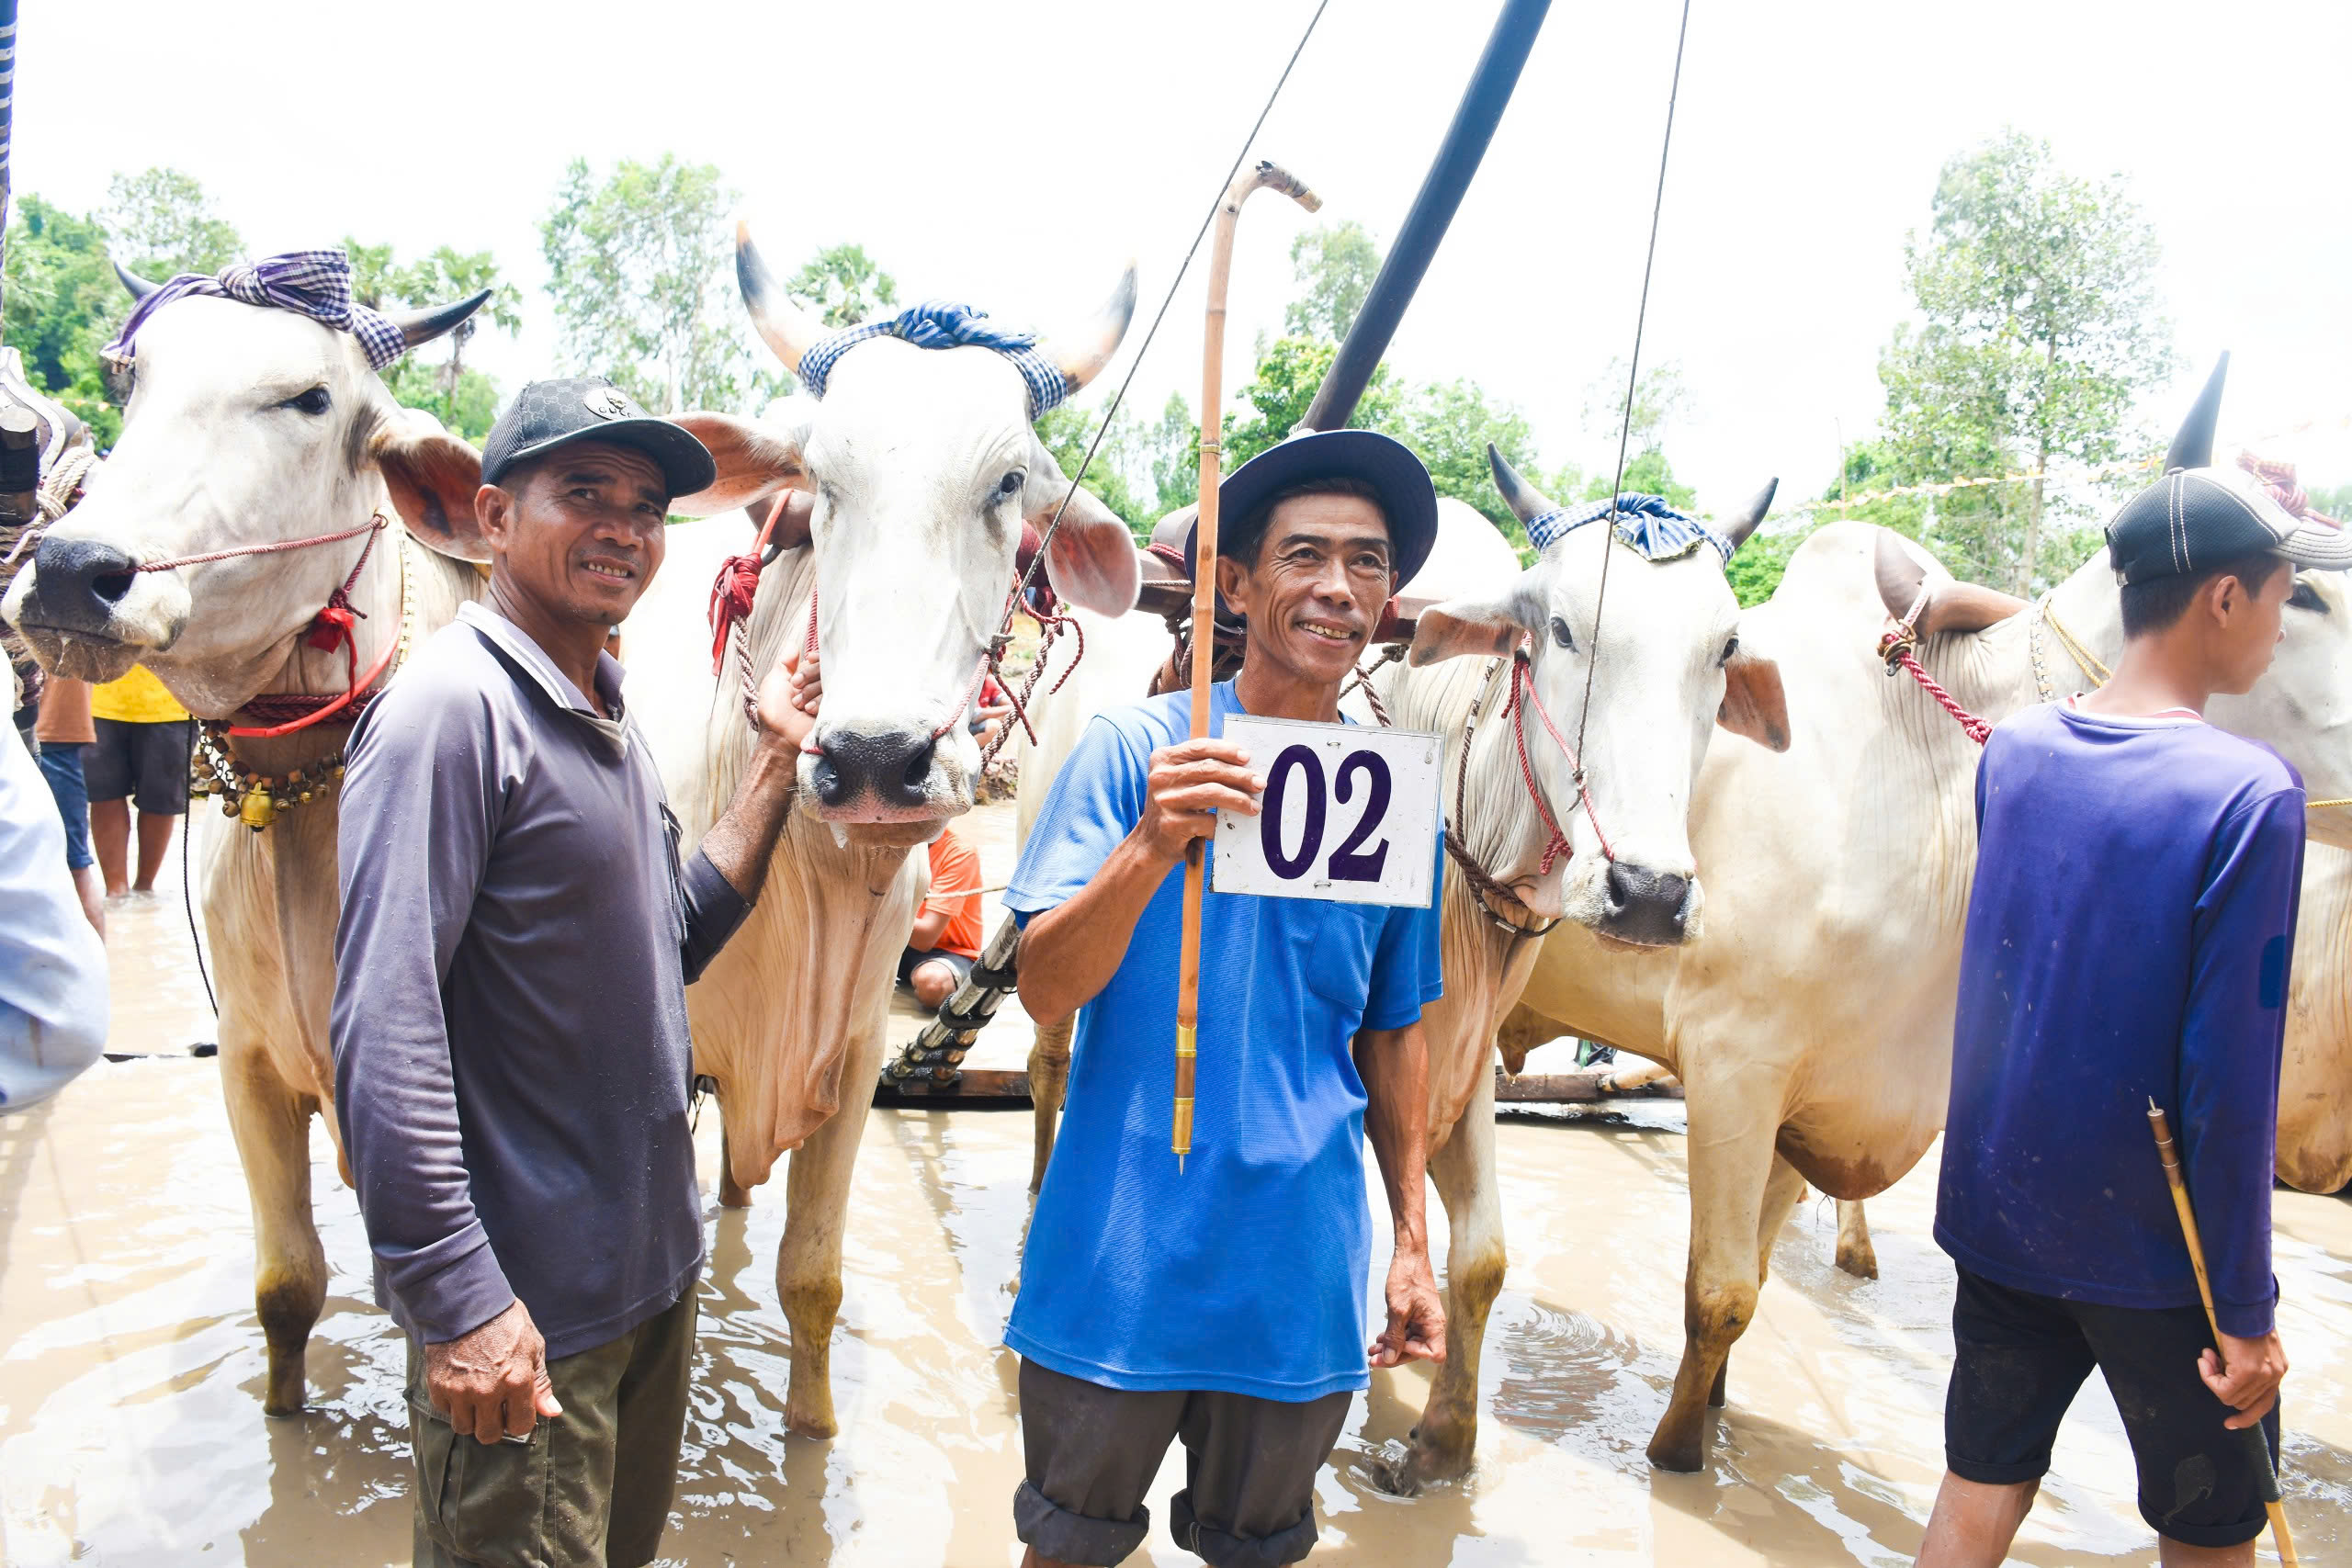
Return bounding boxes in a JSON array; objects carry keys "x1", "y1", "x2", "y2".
[{"x1": 6, "y1": 811, "x2": 2352, "y2": 1564}]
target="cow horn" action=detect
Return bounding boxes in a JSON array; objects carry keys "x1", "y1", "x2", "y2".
[
  {"x1": 1721, "y1": 478, "x2": 1780, "y2": 552},
  {"x1": 1487, "y1": 444, "x2": 1557, "y2": 525},
  {"x1": 385, "y1": 289, "x2": 493, "y2": 349},
  {"x1": 2165, "y1": 352, "x2": 2229, "y2": 473},
  {"x1": 1034, "y1": 262, "x2": 1139, "y2": 397},
  {"x1": 735, "y1": 221, "x2": 826, "y2": 375},
  {"x1": 114, "y1": 260, "x2": 163, "y2": 299}
]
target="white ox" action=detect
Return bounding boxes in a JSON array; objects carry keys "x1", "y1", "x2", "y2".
[
  {"x1": 1500, "y1": 517, "x2": 2352, "y2": 1472},
  {"x1": 2279, "y1": 844, "x2": 2352, "y2": 1193},
  {"x1": 1, "y1": 236, "x2": 1145, "y2": 1444}
]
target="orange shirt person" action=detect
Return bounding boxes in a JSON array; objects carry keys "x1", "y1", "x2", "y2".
[{"x1": 900, "y1": 822, "x2": 984, "y2": 1010}]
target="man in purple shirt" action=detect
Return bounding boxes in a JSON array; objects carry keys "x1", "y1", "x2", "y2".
[
  {"x1": 334, "y1": 379, "x2": 818, "y2": 1568},
  {"x1": 1919, "y1": 375, "x2": 2352, "y2": 1567}
]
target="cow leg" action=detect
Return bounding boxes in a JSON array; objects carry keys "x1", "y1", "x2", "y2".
[
  {"x1": 1405, "y1": 1065, "x2": 1502, "y2": 1489},
  {"x1": 1026, "y1": 1015, "x2": 1075, "y2": 1199},
  {"x1": 1647, "y1": 1077, "x2": 1783, "y2": 1472},
  {"x1": 1712, "y1": 1156, "x2": 1807, "y2": 1410},
  {"x1": 220, "y1": 1039, "x2": 325, "y2": 1417},
  {"x1": 1834, "y1": 1199, "x2": 1880, "y2": 1280},
  {"x1": 775, "y1": 1036, "x2": 883, "y2": 1441}
]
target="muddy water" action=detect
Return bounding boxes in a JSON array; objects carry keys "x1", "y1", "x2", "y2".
[{"x1": 6, "y1": 812, "x2": 2352, "y2": 1565}]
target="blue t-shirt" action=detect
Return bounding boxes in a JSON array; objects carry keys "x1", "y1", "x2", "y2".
[
  {"x1": 1936, "y1": 703, "x2": 2305, "y2": 1337},
  {"x1": 1003, "y1": 681, "x2": 1443, "y2": 1400}
]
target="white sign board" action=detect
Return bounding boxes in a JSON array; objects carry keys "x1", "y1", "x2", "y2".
[{"x1": 1211, "y1": 716, "x2": 1442, "y2": 908}]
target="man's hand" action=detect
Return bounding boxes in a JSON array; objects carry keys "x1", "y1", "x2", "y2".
[
  {"x1": 753, "y1": 647, "x2": 821, "y2": 756},
  {"x1": 423, "y1": 1300, "x2": 563, "y2": 1444},
  {"x1": 1135, "y1": 738, "x2": 1261, "y2": 866},
  {"x1": 2200, "y1": 1327, "x2": 2287, "y2": 1428},
  {"x1": 1369, "y1": 1246, "x2": 1447, "y2": 1368}
]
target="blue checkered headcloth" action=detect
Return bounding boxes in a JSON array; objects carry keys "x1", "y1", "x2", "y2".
[
  {"x1": 794, "y1": 301, "x2": 1069, "y2": 421},
  {"x1": 1524, "y1": 492, "x2": 1732, "y2": 562},
  {"x1": 103, "y1": 249, "x2": 408, "y2": 372}
]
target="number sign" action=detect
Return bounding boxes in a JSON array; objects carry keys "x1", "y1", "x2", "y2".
[{"x1": 1211, "y1": 716, "x2": 1442, "y2": 908}]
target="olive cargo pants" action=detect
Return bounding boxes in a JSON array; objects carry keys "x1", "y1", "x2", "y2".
[{"x1": 406, "y1": 1291, "x2": 697, "y2": 1568}]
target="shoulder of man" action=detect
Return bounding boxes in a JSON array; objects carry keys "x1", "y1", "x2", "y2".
[{"x1": 348, "y1": 617, "x2": 511, "y2": 761}]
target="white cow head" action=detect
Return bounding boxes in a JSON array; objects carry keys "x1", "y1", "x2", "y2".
[
  {"x1": 666, "y1": 225, "x2": 1141, "y2": 827},
  {"x1": 2, "y1": 272, "x2": 489, "y2": 713},
  {"x1": 1408, "y1": 447, "x2": 1787, "y2": 945}
]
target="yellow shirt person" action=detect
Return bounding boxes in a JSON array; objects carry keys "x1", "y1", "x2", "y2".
[{"x1": 89, "y1": 667, "x2": 189, "y2": 726}]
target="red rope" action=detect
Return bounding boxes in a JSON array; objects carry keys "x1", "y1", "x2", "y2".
[
  {"x1": 135, "y1": 513, "x2": 384, "y2": 573},
  {"x1": 707, "y1": 503, "x2": 781, "y2": 675},
  {"x1": 226, "y1": 525, "x2": 402, "y2": 739},
  {"x1": 1892, "y1": 646, "x2": 1991, "y2": 745},
  {"x1": 1510, "y1": 651, "x2": 1615, "y2": 870}
]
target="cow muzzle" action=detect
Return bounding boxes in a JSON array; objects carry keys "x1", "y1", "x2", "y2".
[
  {"x1": 804, "y1": 721, "x2": 970, "y2": 824},
  {"x1": 1595, "y1": 863, "x2": 1699, "y2": 947},
  {"x1": 3, "y1": 536, "x2": 187, "y2": 682}
]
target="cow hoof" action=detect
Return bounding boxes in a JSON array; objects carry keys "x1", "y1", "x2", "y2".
[
  {"x1": 1404, "y1": 1434, "x2": 1474, "y2": 1490},
  {"x1": 718, "y1": 1172, "x2": 752, "y2": 1210},
  {"x1": 1835, "y1": 1240, "x2": 1880, "y2": 1280},
  {"x1": 263, "y1": 1372, "x2": 308, "y2": 1418},
  {"x1": 785, "y1": 1411, "x2": 839, "y2": 1441},
  {"x1": 1645, "y1": 1428, "x2": 1707, "y2": 1472}
]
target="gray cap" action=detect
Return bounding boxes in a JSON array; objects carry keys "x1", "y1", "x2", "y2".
[{"x1": 481, "y1": 377, "x2": 717, "y2": 499}]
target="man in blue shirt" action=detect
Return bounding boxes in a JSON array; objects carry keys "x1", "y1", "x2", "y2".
[
  {"x1": 1006, "y1": 430, "x2": 1447, "y2": 1568},
  {"x1": 1920, "y1": 372, "x2": 2352, "y2": 1567}
]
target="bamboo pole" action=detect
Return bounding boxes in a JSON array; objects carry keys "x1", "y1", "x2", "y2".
[
  {"x1": 1173, "y1": 160, "x2": 1319, "y2": 1171},
  {"x1": 2146, "y1": 1099, "x2": 2299, "y2": 1564}
]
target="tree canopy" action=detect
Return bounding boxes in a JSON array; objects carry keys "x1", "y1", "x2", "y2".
[
  {"x1": 787, "y1": 243, "x2": 899, "y2": 331},
  {"x1": 345, "y1": 240, "x2": 524, "y2": 440},
  {"x1": 1284, "y1": 220, "x2": 1380, "y2": 341}
]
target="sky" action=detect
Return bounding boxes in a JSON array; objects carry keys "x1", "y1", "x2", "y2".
[{"x1": 17, "y1": 0, "x2": 2352, "y2": 515}]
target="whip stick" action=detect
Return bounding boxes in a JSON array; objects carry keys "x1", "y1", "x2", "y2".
[
  {"x1": 2146, "y1": 1099, "x2": 2299, "y2": 1563},
  {"x1": 1172, "y1": 161, "x2": 1320, "y2": 1171}
]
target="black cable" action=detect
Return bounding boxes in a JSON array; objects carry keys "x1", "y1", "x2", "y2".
[
  {"x1": 1575, "y1": 0, "x2": 1694, "y2": 757},
  {"x1": 184, "y1": 717, "x2": 218, "y2": 1020}
]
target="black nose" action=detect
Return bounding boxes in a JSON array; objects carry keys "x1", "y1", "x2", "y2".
[
  {"x1": 28, "y1": 536, "x2": 141, "y2": 633},
  {"x1": 1601, "y1": 863, "x2": 1691, "y2": 945},
  {"x1": 811, "y1": 727, "x2": 937, "y2": 811}
]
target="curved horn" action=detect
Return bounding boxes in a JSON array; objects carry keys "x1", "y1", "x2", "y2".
[
  {"x1": 2165, "y1": 352, "x2": 2229, "y2": 473},
  {"x1": 1721, "y1": 477, "x2": 1780, "y2": 552},
  {"x1": 1487, "y1": 444, "x2": 1558, "y2": 525},
  {"x1": 385, "y1": 288, "x2": 492, "y2": 350},
  {"x1": 1034, "y1": 262, "x2": 1139, "y2": 397},
  {"x1": 114, "y1": 260, "x2": 163, "y2": 299},
  {"x1": 735, "y1": 221, "x2": 827, "y2": 375}
]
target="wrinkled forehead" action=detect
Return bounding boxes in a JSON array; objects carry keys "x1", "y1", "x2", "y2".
[
  {"x1": 805, "y1": 337, "x2": 1034, "y2": 472},
  {"x1": 129, "y1": 295, "x2": 360, "y2": 398},
  {"x1": 1266, "y1": 490, "x2": 1391, "y2": 554}
]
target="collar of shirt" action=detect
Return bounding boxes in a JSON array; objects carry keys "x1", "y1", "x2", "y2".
[{"x1": 457, "y1": 601, "x2": 632, "y2": 749}]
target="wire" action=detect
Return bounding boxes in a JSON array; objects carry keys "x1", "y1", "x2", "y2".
[
  {"x1": 1003, "y1": 0, "x2": 1333, "y2": 630},
  {"x1": 1575, "y1": 0, "x2": 1694, "y2": 756},
  {"x1": 183, "y1": 720, "x2": 219, "y2": 1021}
]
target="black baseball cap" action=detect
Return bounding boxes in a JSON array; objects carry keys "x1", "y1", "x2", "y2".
[
  {"x1": 481, "y1": 377, "x2": 718, "y2": 500},
  {"x1": 2106, "y1": 354, "x2": 2352, "y2": 585},
  {"x1": 1183, "y1": 428, "x2": 1441, "y2": 587}
]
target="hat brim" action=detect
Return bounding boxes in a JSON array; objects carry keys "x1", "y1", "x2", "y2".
[
  {"x1": 2274, "y1": 518, "x2": 2352, "y2": 572},
  {"x1": 1184, "y1": 429, "x2": 1440, "y2": 592},
  {"x1": 485, "y1": 417, "x2": 718, "y2": 502}
]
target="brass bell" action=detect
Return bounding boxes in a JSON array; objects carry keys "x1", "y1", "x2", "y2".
[
  {"x1": 241, "y1": 792, "x2": 277, "y2": 831},
  {"x1": 298, "y1": 790, "x2": 313, "y2": 804}
]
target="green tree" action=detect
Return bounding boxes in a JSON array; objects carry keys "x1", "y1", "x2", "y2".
[
  {"x1": 1583, "y1": 357, "x2": 1687, "y2": 456},
  {"x1": 99, "y1": 167, "x2": 242, "y2": 280},
  {"x1": 1035, "y1": 400, "x2": 1152, "y2": 537},
  {"x1": 1879, "y1": 130, "x2": 2176, "y2": 593},
  {"x1": 2, "y1": 197, "x2": 126, "y2": 445},
  {"x1": 1395, "y1": 377, "x2": 1547, "y2": 549},
  {"x1": 1579, "y1": 447, "x2": 1695, "y2": 513},
  {"x1": 1284, "y1": 220, "x2": 1381, "y2": 341},
  {"x1": 1223, "y1": 334, "x2": 1403, "y2": 470},
  {"x1": 1147, "y1": 391, "x2": 1200, "y2": 519},
  {"x1": 1721, "y1": 440, "x2": 1927, "y2": 608},
  {"x1": 540, "y1": 155, "x2": 782, "y2": 414},
  {"x1": 345, "y1": 239, "x2": 525, "y2": 440},
  {"x1": 2312, "y1": 480, "x2": 2352, "y2": 521},
  {"x1": 787, "y1": 243, "x2": 899, "y2": 330}
]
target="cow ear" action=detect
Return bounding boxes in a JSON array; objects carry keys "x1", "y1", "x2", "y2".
[
  {"x1": 1408, "y1": 593, "x2": 1528, "y2": 666},
  {"x1": 373, "y1": 409, "x2": 489, "y2": 562},
  {"x1": 1023, "y1": 437, "x2": 1140, "y2": 615},
  {"x1": 1717, "y1": 649, "x2": 1791, "y2": 751},
  {"x1": 669, "y1": 409, "x2": 811, "y2": 520}
]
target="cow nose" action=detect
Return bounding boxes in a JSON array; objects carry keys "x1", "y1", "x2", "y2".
[
  {"x1": 811, "y1": 727, "x2": 937, "y2": 811},
  {"x1": 28, "y1": 536, "x2": 141, "y2": 632},
  {"x1": 1600, "y1": 863, "x2": 1691, "y2": 946}
]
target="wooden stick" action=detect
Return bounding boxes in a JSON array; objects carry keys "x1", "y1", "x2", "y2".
[
  {"x1": 2146, "y1": 1099, "x2": 2298, "y2": 1564},
  {"x1": 1172, "y1": 160, "x2": 1319, "y2": 1171}
]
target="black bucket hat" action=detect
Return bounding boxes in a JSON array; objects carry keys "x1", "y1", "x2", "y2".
[
  {"x1": 1183, "y1": 429, "x2": 1441, "y2": 592},
  {"x1": 481, "y1": 377, "x2": 718, "y2": 500}
]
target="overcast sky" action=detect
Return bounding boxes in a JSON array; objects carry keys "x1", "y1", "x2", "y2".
[{"x1": 19, "y1": 0, "x2": 2351, "y2": 513}]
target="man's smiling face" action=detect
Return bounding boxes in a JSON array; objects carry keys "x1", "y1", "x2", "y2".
[
  {"x1": 1217, "y1": 489, "x2": 1393, "y2": 690},
  {"x1": 481, "y1": 440, "x2": 671, "y2": 628}
]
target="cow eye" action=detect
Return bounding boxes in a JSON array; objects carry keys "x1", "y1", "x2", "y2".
[
  {"x1": 281, "y1": 386, "x2": 332, "y2": 416},
  {"x1": 1549, "y1": 615, "x2": 1576, "y2": 650},
  {"x1": 1720, "y1": 634, "x2": 1741, "y2": 665},
  {"x1": 997, "y1": 470, "x2": 1025, "y2": 501},
  {"x1": 2289, "y1": 578, "x2": 2327, "y2": 614}
]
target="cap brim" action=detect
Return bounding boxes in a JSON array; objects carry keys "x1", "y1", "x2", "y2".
[
  {"x1": 489, "y1": 418, "x2": 718, "y2": 502},
  {"x1": 2275, "y1": 519, "x2": 2352, "y2": 572}
]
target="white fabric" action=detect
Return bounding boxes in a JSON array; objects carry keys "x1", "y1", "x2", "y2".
[{"x1": 0, "y1": 717, "x2": 107, "y2": 1110}]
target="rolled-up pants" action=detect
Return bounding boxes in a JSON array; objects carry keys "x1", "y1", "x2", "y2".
[{"x1": 407, "y1": 1292, "x2": 696, "y2": 1568}]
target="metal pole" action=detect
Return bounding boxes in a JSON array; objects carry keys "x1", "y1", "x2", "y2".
[
  {"x1": 0, "y1": 0, "x2": 17, "y2": 327},
  {"x1": 1297, "y1": 0, "x2": 1550, "y2": 434}
]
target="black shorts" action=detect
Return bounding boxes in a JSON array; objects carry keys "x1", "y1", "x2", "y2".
[
  {"x1": 1013, "y1": 1359, "x2": 1350, "y2": 1568},
  {"x1": 85, "y1": 716, "x2": 194, "y2": 815},
  {"x1": 1945, "y1": 1268, "x2": 2279, "y2": 1549},
  {"x1": 897, "y1": 946, "x2": 974, "y2": 989}
]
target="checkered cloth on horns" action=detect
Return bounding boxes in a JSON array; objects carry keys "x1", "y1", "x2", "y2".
[
  {"x1": 1524, "y1": 492, "x2": 1733, "y2": 562},
  {"x1": 795, "y1": 301, "x2": 1069, "y2": 421},
  {"x1": 103, "y1": 250, "x2": 408, "y2": 372}
]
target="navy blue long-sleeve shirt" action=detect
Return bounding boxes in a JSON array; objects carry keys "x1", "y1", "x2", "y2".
[
  {"x1": 1936, "y1": 702, "x2": 2303, "y2": 1337},
  {"x1": 332, "y1": 603, "x2": 750, "y2": 1357}
]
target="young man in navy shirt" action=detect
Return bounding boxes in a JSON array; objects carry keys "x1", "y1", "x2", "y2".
[
  {"x1": 1005, "y1": 430, "x2": 1448, "y2": 1568},
  {"x1": 1920, "y1": 370, "x2": 2352, "y2": 1567}
]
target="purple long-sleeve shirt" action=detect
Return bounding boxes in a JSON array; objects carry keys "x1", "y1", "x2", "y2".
[
  {"x1": 1937, "y1": 702, "x2": 2303, "y2": 1337},
  {"x1": 332, "y1": 603, "x2": 749, "y2": 1357}
]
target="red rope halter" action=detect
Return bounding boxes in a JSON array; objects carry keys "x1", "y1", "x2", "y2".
[
  {"x1": 1877, "y1": 589, "x2": 1992, "y2": 746},
  {"x1": 1510, "y1": 649, "x2": 1616, "y2": 871}
]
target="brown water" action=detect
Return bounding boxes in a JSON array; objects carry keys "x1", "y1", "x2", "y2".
[{"x1": 6, "y1": 812, "x2": 2351, "y2": 1565}]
